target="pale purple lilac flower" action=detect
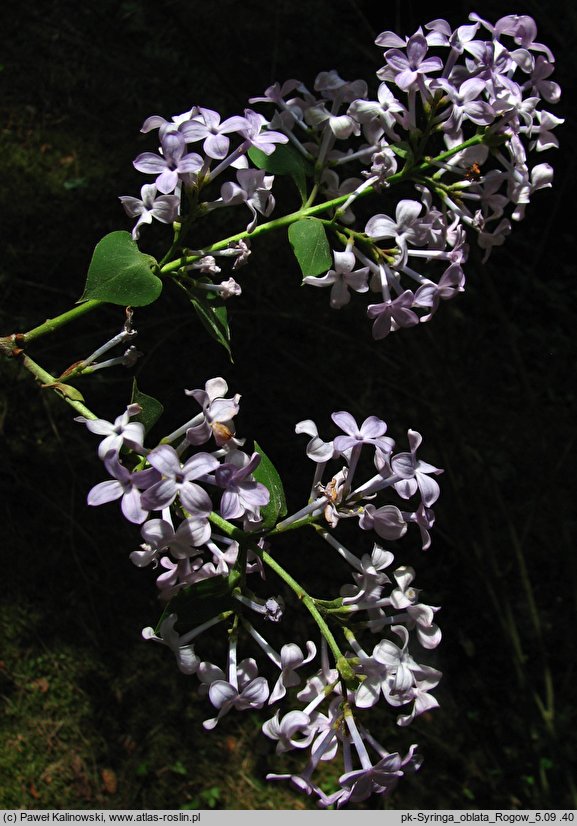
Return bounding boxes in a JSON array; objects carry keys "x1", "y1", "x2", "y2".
[
  {"x1": 269, "y1": 642, "x2": 317, "y2": 704},
  {"x1": 366, "y1": 290, "x2": 420, "y2": 340},
  {"x1": 87, "y1": 451, "x2": 159, "y2": 524},
  {"x1": 347, "y1": 82, "x2": 407, "y2": 140},
  {"x1": 413, "y1": 264, "x2": 465, "y2": 321},
  {"x1": 304, "y1": 102, "x2": 360, "y2": 140},
  {"x1": 217, "y1": 169, "x2": 275, "y2": 232},
  {"x1": 75, "y1": 403, "x2": 144, "y2": 459},
  {"x1": 303, "y1": 249, "x2": 369, "y2": 309},
  {"x1": 359, "y1": 504, "x2": 407, "y2": 540},
  {"x1": 185, "y1": 377, "x2": 241, "y2": 448},
  {"x1": 155, "y1": 555, "x2": 204, "y2": 598},
  {"x1": 133, "y1": 131, "x2": 203, "y2": 194},
  {"x1": 140, "y1": 445, "x2": 219, "y2": 516},
  {"x1": 119, "y1": 184, "x2": 180, "y2": 239},
  {"x1": 262, "y1": 710, "x2": 316, "y2": 753},
  {"x1": 365, "y1": 200, "x2": 430, "y2": 252},
  {"x1": 214, "y1": 451, "x2": 270, "y2": 523},
  {"x1": 322, "y1": 731, "x2": 421, "y2": 808},
  {"x1": 384, "y1": 661, "x2": 442, "y2": 726},
  {"x1": 390, "y1": 430, "x2": 443, "y2": 507},
  {"x1": 526, "y1": 56, "x2": 561, "y2": 104},
  {"x1": 380, "y1": 32, "x2": 443, "y2": 91},
  {"x1": 340, "y1": 545, "x2": 394, "y2": 606},
  {"x1": 180, "y1": 107, "x2": 250, "y2": 160},
  {"x1": 389, "y1": 566, "x2": 442, "y2": 649},
  {"x1": 138, "y1": 515, "x2": 211, "y2": 560},
  {"x1": 469, "y1": 13, "x2": 555, "y2": 62},
  {"x1": 332, "y1": 411, "x2": 394, "y2": 455},
  {"x1": 142, "y1": 614, "x2": 200, "y2": 675},
  {"x1": 402, "y1": 502, "x2": 436, "y2": 551},
  {"x1": 240, "y1": 109, "x2": 289, "y2": 155},
  {"x1": 199, "y1": 657, "x2": 270, "y2": 730},
  {"x1": 433, "y1": 77, "x2": 496, "y2": 134}
]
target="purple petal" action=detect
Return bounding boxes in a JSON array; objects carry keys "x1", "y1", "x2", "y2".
[
  {"x1": 133, "y1": 152, "x2": 167, "y2": 175},
  {"x1": 178, "y1": 152, "x2": 204, "y2": 174},
  {"x1": 417, "y1": 473, "x2": 440, "y2": 507},
  {"x1": 417, "y1": 56, "x2": 443, "y2": 73},
  {"x1": 331, "y1": 411, "x2": 358, "y2": 436},
  {"x1": 365, "y1": 213, "x2": 396, "y2": 239},
  {"x1": 405, "y1": 33, "x2": 429, "y2": 65},
  {"x1": 394, "y1": 477, "x2": 418, "y2": 500},
  {"x1": 182, "y1": 452, "x2": 220, "y2": 481},
  {"x1": 209, "y1": 680, "x2": 237, "y2": 709},
  {"x1": 155, "y1": 169, "x2": 179, "y2": 194},
  {"x1": 204, "y1": 133, "x2": 230, "y2": 160},
  {"x1": 329, "y1": 278, "x2": 351, "y2": 308},
  {"x1": 395, "y1": 70, "x2": 419, "y2": 92},
  {"x1": 220, "y1": 490, "x2": 244, "y2": 520},
  {"x1": 146, "y1": 445, "x2": 180, "y2": 477},
  {"x1": 333, "y1": 435, "x2": 359, "y2": 453},
  {"x1": 385, "y1": 49, "x2": 410, "y2": 72},
  {"x1": 359, "y1": 416, "x2": 387, "y2": 439},
  {"x1": 391, "y1": 452, "x2": 415, "y2": 478},
  {"x1": 179, "y1": 482, "x2": 212, "y2": 516},
  {"x1": 180, "y1": 121, "x2": 209, "y2": 142},
  {"x1": 121, "y1": 487, "x2": 148, "y2": 524},
  {"x1": 141, "y1": 518, "x2": 173, "y2": 548},
  {"x1": 395, "y1": 199, "x2": 422, "y2": 225},
  {"x1": 141, "y1": 479, "x2": 177, "y2": 510},
  {"x1": 87, "y1": 479, "x2": 123, "y2": 506},
  {"x1": 238, "y1": 676, "x2": 269, "y2": 707},
  {"x1": 219, "y1": 115, "x2": 251, "y2": 133}
]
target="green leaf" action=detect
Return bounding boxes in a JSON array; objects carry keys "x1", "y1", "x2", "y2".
[
  {"x1": 187, "y1": 288, "x2": 232, "y2": 360},
  {"x1": 130, "y1": 379, "x2": 164, "y2": 435},
  {"x1": 252, "y1": 441, "x2": 287, "y2": 531},
  {"x1": 288, "y1": 218, "x2": 332, "y2": 277},
  {"x1": 79, "y1": 231, "x2": 161, "y2": 306},
  {"x1": 249, "y1": 144, "x2": 309, "y2": 202}
]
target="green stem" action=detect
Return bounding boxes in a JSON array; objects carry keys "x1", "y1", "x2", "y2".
[
  {"x1": 160, "y1": 192, "x2": 363, "y2": 274},
  {"x1": 266, "y1": 513, "x2": 319, "y2": 536},
  {"x1": 21, "y1": 299, "x2": 103, "y2": 344},
  {"x1": 160, "y1": 133, "x2": 489, "y2": 276},
  {"x1": 9, "y1": 350, "x2": 98, "y2": 420},
  {"x1": 208, "y1": 511, "x2": 249, "y2": 543},
  {"x1": 259, "y1": 546, "x2": 353, "y2": 679},
  {"x1": 207, "y1": 512, "x2": 353, "y2": 679}
]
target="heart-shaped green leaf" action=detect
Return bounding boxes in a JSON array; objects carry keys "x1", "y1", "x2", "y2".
[
  {"x1": 288, "y1": 218, "x2": 332, "y2": 277},
  {"x1": 79, "y1": 231, "x2": 161, "y2": 306}
]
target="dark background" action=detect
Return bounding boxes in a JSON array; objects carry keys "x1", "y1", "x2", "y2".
[{"x1": 1, "y1": 0, "x2": 575, "y2": 810}]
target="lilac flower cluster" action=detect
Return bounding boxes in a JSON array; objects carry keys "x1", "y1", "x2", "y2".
[
  {"x1": 251, "y1": 13, "x2": 561, "y2": 337},
  {"x1": 78, "y1": 385, "x2": 443, "y2": 806},
  {"x1": 79, "y1": 377, "x2": 269, "y2": 593},
  {"x1": 256, "y1": 412, "x2": 443, "y2": 806}
]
